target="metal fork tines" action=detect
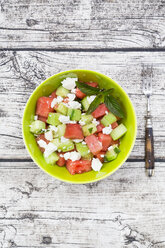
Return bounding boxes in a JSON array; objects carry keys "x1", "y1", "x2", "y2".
[{"x1": 142, "y1": 65, "x2": 155, "y2": 177}]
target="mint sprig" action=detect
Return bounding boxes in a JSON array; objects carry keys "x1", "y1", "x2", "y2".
[{"x1": 76, "y1": 81, "x2": 125, "y2": 118}]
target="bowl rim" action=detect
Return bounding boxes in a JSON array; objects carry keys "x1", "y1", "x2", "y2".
[{"x1": 22, "y1": 69, "x2": 137, "y2": 184}]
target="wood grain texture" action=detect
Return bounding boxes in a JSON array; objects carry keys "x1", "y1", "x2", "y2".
[
  {"x1": 0, "y1": 161, "x2": 165, "y2": 247},
  {"x1": 0, "y1": 0, "x2": 165, "y2": 49},
  {"x1": 0, "y1": 51, "x2": 165, "y2": 159}
]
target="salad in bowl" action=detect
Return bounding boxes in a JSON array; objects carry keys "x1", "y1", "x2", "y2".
[{"x1": 23, "y1": 70, "x2": 136, "y2": 183}]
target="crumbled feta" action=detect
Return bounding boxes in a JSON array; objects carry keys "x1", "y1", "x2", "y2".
[
  {"x1": 71, "y1": 88, "x2": 76, "y2": 94},
  {"x1": 49, "y1": 125, "x2": 58, "y2": 132},
  {"x1": 87, "y1": 95, "x2": 96, "y2": 104},
  {"x1": 44, "y1": 130, "x2": 53, "y2": 141},
  {"x1": 51, "y1": 96, "x2": 63, "y2": 108},
  {"x1": 58, "y1": 149, "x2": 61, "y2": 152},
  {"x1": 72, "y1": 139, "x2": 83, "y2": 143},
  {"x1": 64, "y1": 151, "x2": 81, "y2": 161},
  {"x1": 59, "y1": 115, "x2": 76, "y2": 124},
  {"x1": 79, "y1": 120, "x2": 85, "y2": 126},
  {"x1": 67, "y1": 100, "x2": 81, "y2": 109},
  {"x1": 91, "y1": 158, "x2": 103, "y2": 171},
  {"x1": 108, "y1": 146, "x2": 113, "y2": 151},
  {"x1": 100, "y1": 154, "x2": 104, "y2": 158},
  {"x1": 92, "y1": 118, "x2": 100, "y2": 126},
  {"x1": 61, "y1": 136, "x2": 69, "y2": 143},
  {"x1": 44, "y1": 143, "x2": 58, "y2": 158},
  {"x1": 61, "y1": 77, "x2": 77, "y2": 90},
  {"x1": 34, "y1": 115, "x2": 38, "y2": 121},
  {"x1": 102, "y1": 125, "x2": 112, "y2": 135},
  {"x1": 105, "y1": 111, "x2": 109, "y2": 115},
  {"x1": 60, "y1": 154, "x2": 64, "y2": 157},
  {"x1": 59, "y1": 115, "x2": 70, "y2": 124},
  {"x1": 82, "y1": 141, "x2": 86, "y2": 145},
  {"x1": 67, "y1": 93, "x2": 76, "y2": 101},
  {"x1": 37, "y1": 140, "x2": 47, "y2": 149}
]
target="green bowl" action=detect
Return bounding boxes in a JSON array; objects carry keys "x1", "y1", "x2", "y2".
[{"x1": 22, "y1": 70, "x2": 137, "y2": 184}]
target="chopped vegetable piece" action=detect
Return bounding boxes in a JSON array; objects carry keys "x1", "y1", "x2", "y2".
[
  {"x1": 36, "y1": 96, "x2": 54, "y2": 118},
  {"x1": 92, "y1": 103, "x2": 109, "y2": 118},
  {"x1": 44, "y1": 152, "x2": 59, "y2": 165},
  {"x1": 64, "y1": 124, "x2": 84, "y2": 139},
  {"x1": 98, "y1": 133, "x2": 113, "y2": 151},
  {"x1": 30, "y1": 120, "x2": 46, "y2": 134},
  {"x1": 57, "y1": 152, "x2": 66, "y2": 166},
  {"x1": 85, "y1": 134, "x2": 102, "y2": 155},
  {"x1": 56, "y1": 86, "x2": 69, "y2": 97},
  {"x1": 55, "y1": 102, "x2": 68, "y2": 115},
  {"x1": 82, "y1": 123, "x2": 97, "y2": 136},
  {"x1": 101, "y1": 113, "x2": 117, "y2": 126},
  {"x1": 66, "y1": 159, "x2": 92, "y2": 175},
  {"x1": 110, "y1": 123, "x2": 127, "y2": 140},
  {"x1": 47, "y1": 113, "x2": 61, "y2": 126}
]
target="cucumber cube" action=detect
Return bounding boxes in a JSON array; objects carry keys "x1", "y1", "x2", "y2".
[
  {"x1": 58, "y1": 140, "x2": 74, "y2": 152},
  {"x1": 55, "y1": 103, "x2": 68, "y2": 115},
  {"x1": 76, "y1": 143, "x2": 90, "y2": 157},
  {"x1": 57, "y1": 124, "x2": 66, "y2": 137},
  {"x1": 101, "y1": 113, "x2": 117, "y2": 126},
  {"x1": 82, "y1": 153, "x2": 93, "y2": 160},
  {"x1": 67, "y1": 108, "x2": 81, "y2": 121},
  {"x1": 44, "y1": 152, "x2": 59, "y2": 165},
  {"x1": 47, "y1": 113, "x2": 61, "y2": 126},
  {"x1": 104, "y1": 148, "x2": 117, "y2": 162},
  {"x1": 111, "y1": 123, "x2": 127, "y2": 140},
  {"x1": 51, "y1": 138, "x2": 60, "y2": 148},
  {"x1": 82, "y1": 123, "x2": 97, "y2": 136},
  {"x1": 81, "y1": 97, "x2": 90, "y2": 111},
  {"x1": 80, "y1": 114, "x2": 93, "y2": 124},
  {"x1": 30, "y1": 120, "x2": 46, "y2": 134},
  {"x1": 56, "y1": 86, "x2": 69, "y2": 97}
]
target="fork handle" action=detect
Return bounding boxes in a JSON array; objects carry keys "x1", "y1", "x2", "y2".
[{"x1": 145, "y1": 116, "x2": 155, "y2": 177}]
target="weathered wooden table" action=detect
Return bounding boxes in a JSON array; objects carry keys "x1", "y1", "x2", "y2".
[{"x1": 0, "y1": 0, "x2": 165, "y2": 247}]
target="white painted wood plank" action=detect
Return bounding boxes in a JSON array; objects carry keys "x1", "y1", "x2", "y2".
[
  {"x1": 0, "y1": 51, "x2": 165, "y2": 159},
  {"x1": 0, "y1": 162, "x2": 165, "y2": 247},
  {"x1": 0, "y1": 0, "x2": 165, "y2": 49}
]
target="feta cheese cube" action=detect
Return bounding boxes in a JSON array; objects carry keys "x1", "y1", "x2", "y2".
[
  {"x1": 44, "y1": 143, "x2": 58, "y2": 158},
  {"x1": 64, "y1": 151, "x2": 81, "y2": 161},
  {"x1": 37, "y1": 140, "x2": 47, "y2": 149},
  {"x1": 61, "y1": 77, "x2": 78, "y2": 90},
  {"x1": 44, "y1": 130, "x2": 53, "y2": 141},
  {"x1": 34, "y1": 115, "x2": 38, "y2": 121},
  {"x1": 102, "y1": 125, "x2": 112, "y2": 135},
  {"x1": 91, "y1": 158, "x2": 103, "y2": 171}
]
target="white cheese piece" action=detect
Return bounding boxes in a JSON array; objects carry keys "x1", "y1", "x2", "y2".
[
  {"x1": 67, "y1": 100, "x2": 81, "y2": 109},
  {"x1": 44, "y1": 143, "x2": 58, "y2": 158},
  {"x1": 91, "y1": 158, "x2": 103, "y2": 171},
  {"x1": 49, "y1": 125, "x2": 58, "y2": 132},
  {"x1": 37, "y1": 140, "x2": 47, "y2": 149},
  {"x1": 58, "y1": 149, "x2": 61, "y2": 152},
  {"x1": 108, "y1": 146, "x2": 113, "y2": 151},
  {"x1": 59, "y1": 115, "x2": 70, "y2": 124},
  {"x1": 61, "y1": 136, "x2": 69, "y2": 143},
  {"x1": 59, "y1": 115, "x2": 76, "y2": 124},
  {"x1": 100, "y1": 154, "x2": 104, "y2": 158},
  {"x1": 64, "y1": 151, "x2": 81, "y2": 161},
  {"x1": 67, "y1": 93, "x2": 76, "y2": 101},
  {"x1": 102, "y1": 125, "x2": 112, "y2": 135},
  {"x1": 82, "y1": 141, "x2": 86, "y2": 145},
  {"x1": 60, "y1": 154, "x2": 64, "y2": 157},
  {"x1": 87, "y1": 95, "x2": 96, "y2": 104},
  {"x1": 72, "y1": 139, "x2": 83, "y2": 143},
  {"x1": 51, "y1": 96, "x2": 63, "y2": 108},
  {"x1": 105, "y1": 111, "x2": 109, "y2": 115},
  {"x1": 61, "y1": 77, "x2": 78, "y2": 90},
  {"x1": 79, "y1": 120, "x2": 85, "y2": 126},
  {"x1": 71, "y1": 88, "x2": 76, "y2": 94},
  {"x1": 34, "y1": 115, "x2": 38, "y2": 121},
  {"x1": 44, "y1": 130, "x2": 53, "y2": 141},
  {"x1": 92, "y1": 118, "x2": 100, "y2": 126}
]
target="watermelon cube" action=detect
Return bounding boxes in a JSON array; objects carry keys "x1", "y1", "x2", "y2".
[
  {"x1": 85, "y1": 134, "x2": 102, "y2": 155},
  {"x1": 66, "y1": 159, "x2": 92, "y2": 175},
  {"x1": 96, "y1": 123, "x2": 105, "y2": 133},
  {"x1": 92, "y1": 104, "x2": 109, "y2": 118},
  {"x1": 36, "y1": 97, "x2": 54, "y2": 118},
  {"x1": 57, "y1": 153, "x2": 66, "y2": 167},
  {"x1": 95, "y1": 151, "x2": 106, "y2": 163},
  {"x1": 64, "y1": 124, "x2": 84, "y2": 139},
  {"x1": 98, "y1": 133, "x2": 112, "y2": 151}
]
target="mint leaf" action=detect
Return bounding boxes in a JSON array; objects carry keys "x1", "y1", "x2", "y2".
[
  {"x1": 86, "y1": 94, "x2": 103, "y2": 114},
  {"x1": 76, "y1": 81, "x2": 100, "y2": 96},
  {"x1": 104, "y1": 95, "x2": 125, "y2": 118},
  {"x1": 102, "y1": 88, "x2": 114, "y2": 96}
]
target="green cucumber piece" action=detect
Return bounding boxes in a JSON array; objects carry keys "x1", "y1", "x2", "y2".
[
  {"x1": 58, "y1": 140, "x2": 74, "y2": 152},
  {"x1": 101, "y1": 113, "x2": 117, "y2": 126},
  {"x1": 57, "y1": 124, "x2": 66, "y2": 137},
  {"x1": 55, "y1": 103, "x2": 68, "y2": 115},
  {"x1": 81, "y1": 96, "x2": 90, "y2": 111},
  {"x1": 30, "y1": 120, "x2": 46, "y2": 134},
  {"x1": 80, "y1": 114, "x2": 93, "y2": 124},
  {"x1": 51, "y1": 138, "x2": 60, "y2": 148},
  {"x1": 67, "y1": 108, "x2": 81, "y2": 121},
  {"x1": 104, "y1": 146, "x2": 117, "y2": 162},
  {"x1": 82, "y1": 152, "x2": 93, "y2": 160},
  {"x1": 76, "y1": 143, "x2": 90, "y2": 157},
  {"x1": 56, "y1": 86, "x2": 69, "y2": 97},
  {"x1": 44, "y1": 152, "x2": 59, "y2": 165},
  {"x1": 82, "y1": 123, "x2": 97, "y2": 136},
  {"x1": 47, "y1": 113, "x2": 61, "y2": 126},
  {"x1": 111, "y1": 123, "x2": 127, "y2": 140}
]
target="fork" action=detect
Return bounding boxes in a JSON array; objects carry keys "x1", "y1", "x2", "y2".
[{"x1": 142, "y1": 65, "x2": 155, "y2": 177}]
